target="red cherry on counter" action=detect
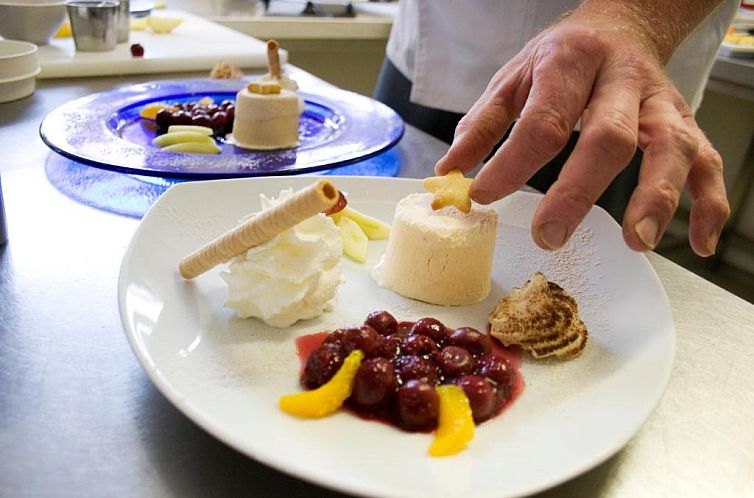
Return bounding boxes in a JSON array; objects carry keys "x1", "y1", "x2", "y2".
[{"x1": 130, "y1": 43, "x2": 144, "y2": 57}]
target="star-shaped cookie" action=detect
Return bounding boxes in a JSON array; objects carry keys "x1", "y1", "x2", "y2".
[{"x1": 422, "y1": 168, "x2": 473, "y2": 213}]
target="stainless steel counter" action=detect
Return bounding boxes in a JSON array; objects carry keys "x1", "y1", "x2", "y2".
[
  {"x1": 708, "y1": 54, "x2": 754, "y2": 102},
  {"x1": 1, "y1": 71, "x2": 753, "y2": 498}
]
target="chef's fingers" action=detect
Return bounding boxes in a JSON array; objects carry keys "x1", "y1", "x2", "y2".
[
  {"x1": 621, "y1": 89, "x2": 698, "y2": 252},
  {"x1": 434, "y1": 59, "x2": 529, "y2": 176},
  {"x1": 685, "y1": 126, "x2": 730, "y2": 256},
  {"x1": 469, "y1": 43, "x2": 599, "y2": 204},
  {"x1": 530, "y1": 72, "x2": 641, "y2": 250}
]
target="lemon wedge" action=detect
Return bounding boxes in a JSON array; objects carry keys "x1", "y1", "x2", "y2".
[
  {"x1": 331, "y1": 206, "x2": 391, "y2": 240},
  {"x1": 161, "y1": 142, "x2": 221, "y2": 155},
  {"x1": 147, "y1": 16, "x2": 182, "y2": 34},
  {"x1": 130, "y1": 17, "x2": 148, "y2": 31},
  {"x1": 335, "y1": 216, "x2": 369, "y2": 263},
  {"x1": 54, "y1": 20, "x2": 71, "y2": 38}
]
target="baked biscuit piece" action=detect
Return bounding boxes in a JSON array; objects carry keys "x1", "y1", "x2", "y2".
[
  {"x1": 422, "y1": 169, "x2": 473, "y2": 213},
  {"x1": 489, "y1": 272, "x2": 588, "y2": 360}
]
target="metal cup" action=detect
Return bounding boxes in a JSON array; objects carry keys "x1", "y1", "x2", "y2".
[
  {"x1": 116, "y1": 0, "x2": 130, "y2": 43},
  {"x1": 66, "y1": 1, "x2": 119, "y2": 52}
]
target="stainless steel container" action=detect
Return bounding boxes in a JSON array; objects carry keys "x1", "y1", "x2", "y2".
[
  {"x1": 66, "y1": 0, "x2": 119, "y2": 52},
  {"x1": 116, "y1": 0, "x2": 129, "y2": 43}
]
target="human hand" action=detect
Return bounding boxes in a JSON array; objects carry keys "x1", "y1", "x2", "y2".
[{"x1": 434, "y1": 2, "x2": 730, "y2": 256}]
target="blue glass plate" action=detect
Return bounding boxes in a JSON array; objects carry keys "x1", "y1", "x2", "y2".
[
  {"x1": 39, "y1": 78, "x2": 405, "y2": 179},
  {"x1": 44, "y1": 149, "x2": 402, "y2": 219}
]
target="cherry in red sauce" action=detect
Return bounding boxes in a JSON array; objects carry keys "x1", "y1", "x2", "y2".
[
  {"x1": 191, "y1": 113, "x2": 212, "y2": 129},
  {"x1": 151, "y1": 97, "x2": 237, "y2": 136},
  {"x1": 171, "y1": 110, "x2": 192, "y2": 126},
  {"x1": 378, "y1": 334, "x2": 402, "y2": 359},
  {"x1": 447, "y1": 327, "x2": 493, "y2": 356},
  {"x1": 397, "y1": 380, "x2": 439, "y2": 431},
  {"x1": 341, "y1": 326, "x2": 382, "y2": 358},
  {"x1": 475, "y1": 353, "x2": 516, "y2": 404},
  {"x1": 301, "y1": 342, "x2": 344, "y2": 389},
  {"x1": 294, "y1": 310, "x2": 524, "y2": 432},
  {"x1": 364, "y1": 310, "x2": 397, "y2": 336},
  {"x1": 155, "y1": 108, "x2": 173, "y2": 131},
  {"x1": 410, "y1": 317, "x2": 448, "y2": 343},
  {"x1": 396, "y1": 321, "x2": 414, "y2": 336},
  {"x1": 434, "y1": 345, "x2": 475, "y2": 378},
  {"x1": 351, "y1": 357, "x2": 397, "y2": 410},
  {"x1": 395, "y1": 355, "x2": 439, "y2": 385},
  {"x1": 401, "y1": 334, "x2": 438, "y2": 356},
  {"x1": 456, "y1": 375, "x2": 497, "y2": 423}
]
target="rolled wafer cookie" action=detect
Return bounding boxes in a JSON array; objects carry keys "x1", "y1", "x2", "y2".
[
  {"x1": 267, "y1": 39, "x2": 281, "y2": 80},
  {"x1": 178, "y1": 179, "x2": 339, "y2": 279}
]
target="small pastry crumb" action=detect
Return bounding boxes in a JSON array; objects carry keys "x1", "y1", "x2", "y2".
[{"x1": 209, "y1": 61, "x2": 244, "y2": 79}]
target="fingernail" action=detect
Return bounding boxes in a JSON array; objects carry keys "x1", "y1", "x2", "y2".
[
  {"x1": 471, "y1": 189, "x2": 497, "y2": 205},
  {"x1": 635, "y1": 217, "x2": 659, "y2": 249},
  {"x1": 433, "y1": 160, "x2": 444, "y2": 175},
  {"x1": 538, "y1": 221, "x2": 568, "y2": 250},
  {"x1": 706, "y1": 228, "x2": 723, "y2": 256}
]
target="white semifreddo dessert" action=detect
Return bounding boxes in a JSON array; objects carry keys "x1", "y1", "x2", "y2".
[
  {"x1": 372, "y1": 192, "x2": 498, "y2": 305},
  {"x1": 221, "y1": 189, "x2": 343, "y2": 327},
  {"x1": 230, "y1": 81, "x2": 304, "y2": 150}
]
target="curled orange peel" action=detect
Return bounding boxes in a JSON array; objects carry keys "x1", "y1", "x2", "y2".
[
  {"x1": 429, "y1": 385, "x2": 475, "y2": 457},
  {"x1": 279, "y1": 349, "x2": 364, "y2": 418}
]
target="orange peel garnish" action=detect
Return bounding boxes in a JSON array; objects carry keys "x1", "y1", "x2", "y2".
[
  {"x1": 429, "y1": 385, "x2": 474, "y2": 457},
  {"x1": 422, "y1": 169, "x2": 473, "y2": 213},
  {"x1": 139, "y1": 103, "x2": 174, "y2": 120},
  {"x1": 279, "y1": 349, "x2": 364, "y2": 418}
]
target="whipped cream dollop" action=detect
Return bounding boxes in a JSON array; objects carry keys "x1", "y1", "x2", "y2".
[{"x1": 220, "y1": 189, "x2": 343, "y2": 328}]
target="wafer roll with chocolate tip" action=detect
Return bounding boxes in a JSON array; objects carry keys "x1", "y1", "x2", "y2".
[
  {"x1": 267, "y1": 39, "x2": 281, "y2": 80},
  {"x1": 179, "y1": 179, "x2": 340, "y2": 279}
]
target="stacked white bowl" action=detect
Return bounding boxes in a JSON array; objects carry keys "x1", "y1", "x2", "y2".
[
  {"x1": 0, "y1": 40, "x2": 41, "y2": 103},
  {"x1": 0, "y1": 0, "x2": 67, "y2": 46}
]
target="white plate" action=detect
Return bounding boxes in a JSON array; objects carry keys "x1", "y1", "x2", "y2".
[{"x1": 118, "y1": 176, "x2": 675, "y2": 498}]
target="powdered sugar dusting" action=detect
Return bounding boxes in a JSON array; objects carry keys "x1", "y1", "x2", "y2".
[{"x1": 497, "y1": 225, "x2": 609, "y2": 337}]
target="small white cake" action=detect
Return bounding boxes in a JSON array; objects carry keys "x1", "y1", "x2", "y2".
[
  {"x1": 230, "y1": 82, "x2": 303, "y2": 150},
  {"x1": 372, "y1": 192, "x2": 498, "y2": 305}
]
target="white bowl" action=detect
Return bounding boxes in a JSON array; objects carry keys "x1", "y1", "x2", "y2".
[
  {"x1": 0, "y1": 67, "x2": 41, "y2": 103},
  {"x1": 0, "y1": 40, "x2": 40, "y2": 102},
  {"x1": 0, "y1": 40, "x2": 39, "y2": 78},
  {"x1": 0, "y1": 0, "x2": 67, "y2": 46}
]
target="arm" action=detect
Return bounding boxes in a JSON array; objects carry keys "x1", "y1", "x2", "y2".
[{"x1": 435, "y1": 0, "x2": 730, "y2": 257}]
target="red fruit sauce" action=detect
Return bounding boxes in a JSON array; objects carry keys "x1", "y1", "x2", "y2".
[{"x1": 294, "y1": 316, "x2": 525, "y2": 429}]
